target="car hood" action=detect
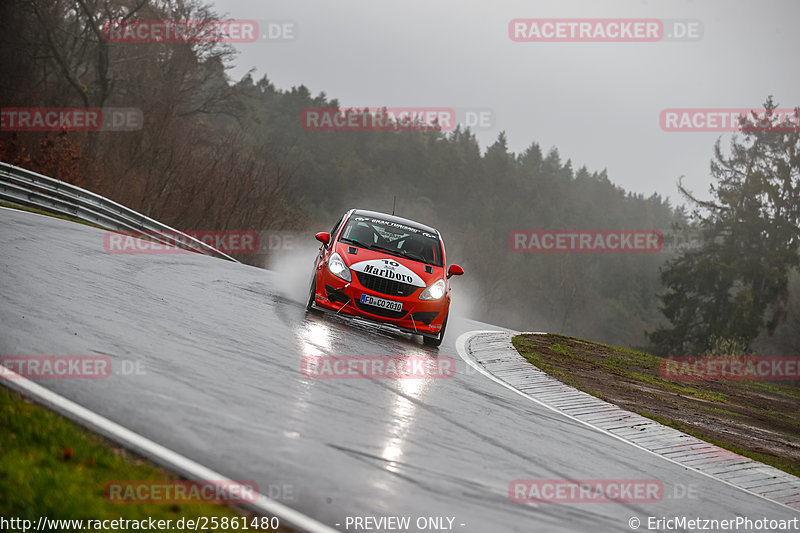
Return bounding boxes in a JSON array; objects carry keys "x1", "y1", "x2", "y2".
[{"x1": 335, "y1": 242, "x2": 443, "y2": 287}]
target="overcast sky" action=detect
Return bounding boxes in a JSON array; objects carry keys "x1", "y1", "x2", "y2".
[{"x1": 208, "y1": 0, "x2": 799, "y2": 204}]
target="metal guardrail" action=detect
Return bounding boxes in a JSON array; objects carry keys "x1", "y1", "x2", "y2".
[{"x1": 0, "y1": 162, "x2": 238, "y2": 262}]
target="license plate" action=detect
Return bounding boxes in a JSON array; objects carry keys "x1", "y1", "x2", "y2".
[{"x1": 360, "y1": 294, "x2": 402, "y2": 312}]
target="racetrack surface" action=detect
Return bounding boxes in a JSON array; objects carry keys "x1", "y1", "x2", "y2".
[{"x1": 1, "y1": 207, "x2": 797, "y2": 532}]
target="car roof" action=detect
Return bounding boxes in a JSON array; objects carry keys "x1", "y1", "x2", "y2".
[{"x1": 350, "y1": 209, "x2": 439, "y2": 235}]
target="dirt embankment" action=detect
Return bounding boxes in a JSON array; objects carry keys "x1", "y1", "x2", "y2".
[{"x1": 512, "y1": 334, "x2": 800, "y2": 476}]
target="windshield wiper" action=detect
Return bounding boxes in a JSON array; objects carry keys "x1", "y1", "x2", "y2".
[
  {"x1": 370, "y1": 244, "x2": 432, "y2": 265},
  {"x1": 339, "y1": 237, "x2": 369, "y2": 249},
  {"x1": 400, "y1": 250, "x2": 430, "y2": 264},
  {"x1": 368, "y1": 243, "x2": 402, "y2": 256}
]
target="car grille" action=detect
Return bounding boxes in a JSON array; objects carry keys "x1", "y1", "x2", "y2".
[
  {"x1": 355, "y1": 300, "x2": 407, "y2": 320},
  {"x1": 356, "y1": 272, "x2": 418, "y2": 297}
]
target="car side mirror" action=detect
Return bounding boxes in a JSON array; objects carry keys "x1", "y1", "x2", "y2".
[
  {"x1": 447, "y1": 264, "x2": 464, "y2": 278},
  {"x1": 315, "y1": 232, "x2": 331, "y2": 245}
]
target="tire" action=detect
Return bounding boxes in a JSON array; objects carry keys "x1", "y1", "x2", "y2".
[
  {"x1": 423, "y1": 312, "x2": 448, "y2": 347},
  {"x1": 306, "y1": 275, "x2": 318, "y2": 312}
]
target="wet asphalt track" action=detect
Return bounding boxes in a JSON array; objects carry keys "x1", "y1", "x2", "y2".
[{"x1": 1, "y1": 207, "x2": 797, "y2": 532}]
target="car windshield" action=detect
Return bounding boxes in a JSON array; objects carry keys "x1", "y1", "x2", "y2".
[{"x1": 339, "y1": 216, "x2": 443, "y2": 267}]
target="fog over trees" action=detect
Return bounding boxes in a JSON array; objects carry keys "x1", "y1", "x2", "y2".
[{"x1": 2, "y1": 0, "x2": 797, "y2": 354}]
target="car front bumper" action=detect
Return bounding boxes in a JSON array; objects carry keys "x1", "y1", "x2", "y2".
[{"x1": 313, "y1": 270, "x2": 447, "y2": 336}]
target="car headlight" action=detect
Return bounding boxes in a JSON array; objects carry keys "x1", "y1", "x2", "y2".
[
  {"x1": 327, "y1": 252, "x2": 351, "y2": 282},
  {"x1": 419, "y1": 278, "x2": 446, "y2": 300}
]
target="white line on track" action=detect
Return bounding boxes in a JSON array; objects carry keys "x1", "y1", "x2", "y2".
[{"x1": 0, "y1": 364, "x2": 339, "y2": 533}]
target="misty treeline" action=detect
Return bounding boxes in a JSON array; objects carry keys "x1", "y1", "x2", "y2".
[
  {"x1": 649, "y1": 100, "x2": 800, "y2": 357},
  {"x1": 1, "y1": 1, "x2": 798, "y2": 355},
  {"x1": 0, "y1": 0, "x2": 295, "y2": 232}
]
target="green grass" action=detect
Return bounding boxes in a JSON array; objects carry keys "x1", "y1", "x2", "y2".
[
  {"x1": 0, "y1": 385, "x2": 249, "y2": 529},
  {"x1": 640, "y1": 412, "x2": 800, "y2": 477},
  {"x1": 747, "y1": 380, "x2": 800, "y2": 401},
  {"x1": 548, "y1": 342, "x2": 574, "y2": 356},
  {"x1": 0, "y1": 200, "x2": 109, "y2": 231},
  {"x1": 623, "y1": 371, "x2": 729, "y2": 403},
  {"x1": 514, "y1": 339, "x2": 577, "y2": 386},
  {"x1": 0, "y1": 201, "x2": 204, "y2": 254}
]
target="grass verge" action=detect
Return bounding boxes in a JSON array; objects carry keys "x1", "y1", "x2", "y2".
[
  {"x1": 0, "y1": 385, "x2": 260, "y2": 531},
  {"x1": 512, "y1": 333, "x2": 800, "y2": 477},
  {"x1": 0, "y1": 200, "x2": 108, "y2": 231}
]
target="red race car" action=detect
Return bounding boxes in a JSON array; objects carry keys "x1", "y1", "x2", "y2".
[{"x1": 306, "y1": 209, "x2": 464, "y2": 346}]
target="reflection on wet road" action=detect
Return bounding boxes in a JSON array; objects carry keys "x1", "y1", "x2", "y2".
[{"x1": 1, "y1": 207, "x2": 797, "y2": 532}]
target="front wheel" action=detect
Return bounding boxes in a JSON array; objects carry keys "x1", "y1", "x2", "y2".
[
  {"x1": 423, "y1": 312, "x2": 448, "y2": 347},
  {"x1": 306, "y1": 275, "x2": 319, "y2": 312}
]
